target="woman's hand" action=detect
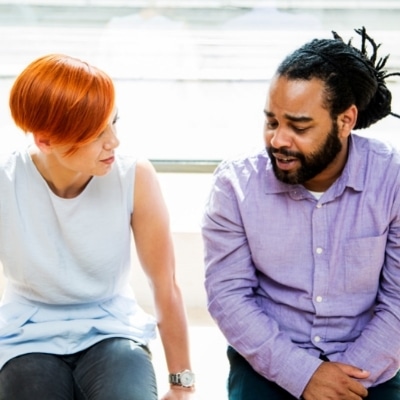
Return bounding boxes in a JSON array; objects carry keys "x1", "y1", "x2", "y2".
[{"x1": 160, "y1": 386, "x2": 196, "y2": 400}]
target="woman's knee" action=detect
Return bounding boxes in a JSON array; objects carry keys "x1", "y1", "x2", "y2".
[
  {"x1": 74, "y1": 338, "x2": 157, "y2": 400},
  {"x1": 0, "y1": 353, "x2": 74, "y2": 400}
]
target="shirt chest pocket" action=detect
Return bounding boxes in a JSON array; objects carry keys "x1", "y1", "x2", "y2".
[{"x1": 344, "y1": 234, "x2": 387, "y2": 294}]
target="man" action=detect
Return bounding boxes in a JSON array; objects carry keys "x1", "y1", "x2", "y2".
[{"x1": 202, "y1": 27, "x2": 400, "y2": 399}]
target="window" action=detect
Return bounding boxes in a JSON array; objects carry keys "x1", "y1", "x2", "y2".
[
  {"x1": 2, "y1": 1, "x2": 400, "y2": 159},
  {"x1": 1, "y1": 1, "x2": 400, "y2": 230}
]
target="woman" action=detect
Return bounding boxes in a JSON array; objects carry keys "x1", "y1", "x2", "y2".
[{"x1": 0, "y1": 54, "x2": 195, "y2": 400}]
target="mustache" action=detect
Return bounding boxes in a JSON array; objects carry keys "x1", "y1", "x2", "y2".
[{"x1": 267, "y1": 146, "x2": 303, "y2": 159}]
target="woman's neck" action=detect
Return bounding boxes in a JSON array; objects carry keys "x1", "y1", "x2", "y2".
[{"x1": 29, "y1": 146, "x2": 92, "y2": 198}]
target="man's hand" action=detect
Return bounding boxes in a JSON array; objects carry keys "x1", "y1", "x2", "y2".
[{"x1": 302, "y1": 362, "x2": 370, "y2": 400}]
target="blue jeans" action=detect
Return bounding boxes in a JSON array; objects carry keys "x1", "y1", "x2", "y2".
[
  {"x1": 0, "y1": 338, "x2": 157, "y2": 400},
  {"x1": 227, "y1": 346, "x2": 400, "y2": 400}
]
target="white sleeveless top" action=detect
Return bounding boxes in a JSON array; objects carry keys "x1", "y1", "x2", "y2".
[{"x1": 0, "y1": 149, "x2": 156, "y2": 369}]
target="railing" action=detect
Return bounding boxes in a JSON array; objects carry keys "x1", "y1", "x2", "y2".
[{"x1": 151, "y1": 159, "x2": 220, "y2": 173}]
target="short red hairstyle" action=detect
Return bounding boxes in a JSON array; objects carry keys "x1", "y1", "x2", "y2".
[{"x1": 9, "y1": 54, "x2": 115, "y2": 152}]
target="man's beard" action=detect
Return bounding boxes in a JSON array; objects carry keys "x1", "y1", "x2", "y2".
[{"x1": 267, "y1": 121, "x2": 342, "y2": 185}]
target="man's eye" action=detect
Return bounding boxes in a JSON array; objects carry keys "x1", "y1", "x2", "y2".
[
  {"x1": 265, "y1": 120, "x2": 278, "y2": 129},
  {"x1": 293, "y1": 126, "x2": 308, "y2": 134}
]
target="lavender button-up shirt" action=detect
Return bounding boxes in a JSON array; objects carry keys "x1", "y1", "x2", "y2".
[{"x1": 202, "y1": 134, "x2": 400, "y2": 398}]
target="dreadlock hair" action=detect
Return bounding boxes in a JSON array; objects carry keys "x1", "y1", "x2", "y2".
[{"x1": 276, "y1": 27, "x2": 400, "y2": 130}]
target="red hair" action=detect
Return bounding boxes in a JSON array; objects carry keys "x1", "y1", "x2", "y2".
[{"x1": 9, "y1": 54, "x2": 115, "y2": 153}]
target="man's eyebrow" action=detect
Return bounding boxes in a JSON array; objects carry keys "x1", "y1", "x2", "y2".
[
  {"x1": 264, "y1": 109, "x2": 313, "y2": 122},
  {"x1": 286, "y1": 115, "x2": 313, "y2": 123}
]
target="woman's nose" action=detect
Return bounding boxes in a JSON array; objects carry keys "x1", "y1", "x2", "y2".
[{"x1": 103, "y1": 129, "x2": 120, "y2": 150}]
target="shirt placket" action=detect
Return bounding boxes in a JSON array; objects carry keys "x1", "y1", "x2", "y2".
[{"x1": 310, "y1": 199, "x2": 330, "y2": 352}]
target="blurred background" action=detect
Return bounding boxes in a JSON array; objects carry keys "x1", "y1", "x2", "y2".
[{"x1": 1, "y1": 1, "x2": 400, "y2": 397}]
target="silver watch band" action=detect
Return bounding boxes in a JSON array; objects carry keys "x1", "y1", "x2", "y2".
[{"x1": 168, "y1": 369, "x2": 195, "y2": 387}]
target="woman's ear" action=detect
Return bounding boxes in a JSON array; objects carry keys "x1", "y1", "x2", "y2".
[
  {"x1": 338, "y1": 104, "x2": 358, "y2": 138},
  {"x1": 33, "y1": 134, "x2": 52, "y2": 154}
]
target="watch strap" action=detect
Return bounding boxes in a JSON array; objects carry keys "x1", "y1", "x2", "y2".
[
  {"x1": 169, "y1": 373, "x2": 181, "y2": 385},
  {"x1": 168, "y1": 369, "x2": 195, "y2": 387}
]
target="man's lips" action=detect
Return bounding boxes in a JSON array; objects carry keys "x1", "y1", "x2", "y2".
[{"x1": 273, "y1": 153, "x2": 298, "y2": 170}]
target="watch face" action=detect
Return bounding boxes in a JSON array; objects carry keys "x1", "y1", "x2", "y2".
[{"x1": 180, "y1": 370, "x2": 195, "y2": 387}]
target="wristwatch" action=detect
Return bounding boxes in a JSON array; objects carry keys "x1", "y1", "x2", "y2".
[{"x1": 168, "y1": 369, "x2": 195, "y2": 388}]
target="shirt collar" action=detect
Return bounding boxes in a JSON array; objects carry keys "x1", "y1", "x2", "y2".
[{"x1": 264, "y1": 134, "x2": 365, "y2": 197}]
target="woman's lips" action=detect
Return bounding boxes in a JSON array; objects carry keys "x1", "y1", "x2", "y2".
[{"x1": 101, "y1": 156, "x2": 115, "y2": 165}]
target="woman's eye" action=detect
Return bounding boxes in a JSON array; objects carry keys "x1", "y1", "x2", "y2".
[{"x1": 112, "y1": 115, "x2": 120, "y2": 125}]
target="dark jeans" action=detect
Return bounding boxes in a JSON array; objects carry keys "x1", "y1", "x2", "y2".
[
  {"x1": 0, "y1": 337, "x2": 157, "y2": 400},
  {"x1": 227, "y1": 346, "x2": 400, "y2": 400}
]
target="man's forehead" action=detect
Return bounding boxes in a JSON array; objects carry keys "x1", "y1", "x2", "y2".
[{"x1": 265, "y1": 76, "x2": 326, "y2": 115}]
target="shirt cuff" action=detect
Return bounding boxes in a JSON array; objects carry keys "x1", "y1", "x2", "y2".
[{"x1": 278, "y1": 351, "x2": 323, "y2": 398}]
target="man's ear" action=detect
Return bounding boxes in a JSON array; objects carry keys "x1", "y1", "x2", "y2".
[
  {"x1": 33, "y1": 134, "x2": 52, "y2": 154},
  {"x1": 338, "y1": 104, "x2": 358, "y2": 139}
]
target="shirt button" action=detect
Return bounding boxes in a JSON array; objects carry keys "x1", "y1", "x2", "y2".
[
  {"x1": 314, "y1": 336, "x2": 321, "y2": 343},
  {"x1": 316, "y1": 203, "x2": 322, "y2": 208},
  {"x1": 316, "y1": 296, "x2": 323, "y2": 303},
  {"x1": 316, "y1": 247, "x2": 323, "y2": 254}
]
